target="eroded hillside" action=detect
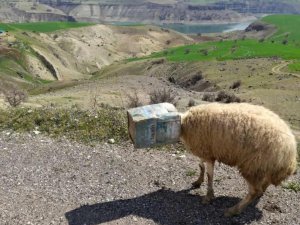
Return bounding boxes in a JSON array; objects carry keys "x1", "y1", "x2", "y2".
[
  {"x1": 0, "y1": 23, "x2": 193, "y2": 92},
  {"x1": 3, "y1": 0, "x2": 300, "y2": 23}
]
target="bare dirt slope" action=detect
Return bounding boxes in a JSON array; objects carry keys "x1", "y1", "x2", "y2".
[
  {"x1": 0, "y1": 132, "x2": 299, "y2": 225},
  {"x1": 30, "y1": 58, "x2": 300, "y2": 133},
  {"x1": 30, "y1": 74, "x2": 204, "y2": 111},
  {"x1": 0, "y1": 23, "x2": 193, "y2": 96},
  {"x1": 22, "y1": 24, "x2": 193, "y2": 81}
]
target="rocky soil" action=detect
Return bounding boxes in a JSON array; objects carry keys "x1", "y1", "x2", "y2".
[{"x1": 0, "y1": 132, "x2": 299, "y2": 225}]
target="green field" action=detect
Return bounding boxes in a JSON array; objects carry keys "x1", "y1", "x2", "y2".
[
  {"x1": 288, "y1": 61, "x2": 300, "y2": 72},
  {"x1": 135, "y1": 39, "x2": 300, "y2": 62},
  {"x1": 262, "y1": 14, "x2": 300, "y2": 46},
  {"x1": 0, "y1": 22, "x2": 95, "y2": 33},
  {"x1": 131, "y1": 14, "x2": 300, "y2": 62}
]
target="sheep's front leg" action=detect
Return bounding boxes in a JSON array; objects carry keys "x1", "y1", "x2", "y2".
[
  {"x1": 202, "y1": 160, "x2": 215, "y2": 204},
  {"x1": 192, "y1": 159, "x2": 205, "y2": 188}
]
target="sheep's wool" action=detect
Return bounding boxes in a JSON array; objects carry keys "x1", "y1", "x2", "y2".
[{"x1": 181, "y1": 103, "x2": 297, "y2": 186}]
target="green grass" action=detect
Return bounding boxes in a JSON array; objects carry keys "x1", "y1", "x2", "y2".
[
  {"x1": 186, "y1": 170, "x2": 197, "y2": 177},
  {"x1": 262, "y1": 15, "x2": 300, "y2": 46},
  {"x1": 0, "y1": 22, "x2": 95, "y2": 33},
  {"x1": 134, "y1": 39, "x2": 300, "y2": 62},
  {"x1": 0, "y1": 53, "x2": 52, "y2": 87},
  {"x1": 288, "y1": 61, "x2": 300, "y2": 72},
  {"x1": 0, "y1": 106, "x2": 128, "y2": 144},
  {"x1": 282, "y1": 181, "x2": 300, "y2": 192},
  {"x1": 127, "y1": 14, "x2": 300, "y2": 63},
  {"x1": 28, "y1": 80, "x2": 81, "y2": 95}
]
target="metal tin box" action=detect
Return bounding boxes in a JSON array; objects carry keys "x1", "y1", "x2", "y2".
[{"x1": 127, "y1": 103, "x2": 181, "y2": 148}]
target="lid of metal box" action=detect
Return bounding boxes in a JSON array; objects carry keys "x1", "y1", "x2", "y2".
[{"x1": 127, "y1": 103, "x2": 178, "y2": 120}]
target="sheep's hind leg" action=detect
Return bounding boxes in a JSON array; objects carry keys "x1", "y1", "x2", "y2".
[
  {"x1": 224, "y1": 181, "x2": 263, "y2": 217},
  {"x1": 192, "y1": 159, "x2": 205, "y2": 189},
  {"x1": 202, "y1": 160, "x2": 215, "y2": 204}
]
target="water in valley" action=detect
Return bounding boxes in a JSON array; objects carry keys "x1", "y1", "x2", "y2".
[
  {"x1": 110, "y1": 21, "x2": 254, "y2": 34},
  {"x1": 161, "y1": 21, "x2": 253, "y2": 34}
]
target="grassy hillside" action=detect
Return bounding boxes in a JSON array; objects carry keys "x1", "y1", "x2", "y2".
[
  {"x1": 288, "y1": 61, "x2": 300, "y2": 72},
  {"x1": 0, "y1": 22, "x2": 95, "y2": 33},
  {"x1": 262, "y1": 15, "x2": 300, "y2": 46},
  {"x1": 0, "y1": 48, "x2": 52, "y2": 91},
  {"x1": 131, "y1": 14, "x2": 300, "y2": 63},
  {"x1": 137, "y1": 39, "x2": 300, "y2": 62}
]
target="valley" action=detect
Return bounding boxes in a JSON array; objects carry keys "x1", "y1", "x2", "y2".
[
  {"x1": 1, "y1": 14, "x2": 299, "y2": 139},
  {"x1": 1, "y1": 15, "x2": 300, "y2": 133},
  {"x1": 0, "y1": 2, "x2": 300, "y2": 224}
]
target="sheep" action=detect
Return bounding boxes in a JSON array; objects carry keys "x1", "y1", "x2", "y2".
[{"x1": 180, "y1": 102, "x2": 298, "y2": 217}]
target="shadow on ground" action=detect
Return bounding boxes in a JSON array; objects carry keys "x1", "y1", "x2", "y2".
[{"x1": 65, "y1": 188, "x2": 262, "y2": 225}]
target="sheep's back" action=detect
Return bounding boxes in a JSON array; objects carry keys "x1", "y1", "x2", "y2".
[{"x1": 180, "y1": 103, "x2": 297, "y2": 184}]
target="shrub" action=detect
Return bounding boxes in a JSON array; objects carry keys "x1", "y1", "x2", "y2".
[
  {"x1": 200, "y1": 49, "x2": 208, "y2": 56},
  {"x1": 126, "y1": 90, "x2": 143, "y2": 108},
  {"x1": 151, "y1": 59, "x2": 165, "y2": 65},
  {"x1": 0, "y1": 106, "x2": 128, "y2": 143},
  {"x1": 3, "y1": 87, "x2": 27, "y2": 107},
  {"x1": 188, "y1": 98, "x2": 195, "y2": 107},
  {"x1": 230, "y1": 80, "x2": 242, "y2": 89},
  {"x1": 168, "y1": 76, "x2": 176, "y2": 83},
  {"x1": 149, "y1": 88, "x2": 177, "y2": 105},
  {"x1": 202, "y1": 93, "x2": 215, "y2": 102},
  {"x1": 282, "y1": 39, "x2": 288, "y2": 45},
  {"x1": 215, "y1": 91, "x2": 241, "y2": 103},
  {"x1": 190, "y1": 72, "x2": 203, "y2": 85},
  {"x1": 185, "y1": 49, "x2": 190, "y2": 54}
]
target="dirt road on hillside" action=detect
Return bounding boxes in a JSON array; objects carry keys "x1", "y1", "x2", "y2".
[
  {"x1": 271, "y1": 61, "x2": 300, "y2": 78},
  {"x1": 0, "y1": 132, "x2": 299, "y2": 225}
]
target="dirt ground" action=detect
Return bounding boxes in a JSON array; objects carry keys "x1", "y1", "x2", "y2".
[
  {"x1": 29, "y1": 74, "x2": 204, "y2": 111},
  {"x1": 29, "y1": 58, "x2": 300, "y2": 133},
  {"x1": 0, "y1": 132, "x2": 299, "y2": 225},
  {"x1": 26, "y1": 24, "x2": 193, "y2": 81}
]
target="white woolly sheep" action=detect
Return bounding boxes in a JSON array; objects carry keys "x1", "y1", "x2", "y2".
[{"x1": 180, "y1": 102, "x2": 297, "y2": 217}]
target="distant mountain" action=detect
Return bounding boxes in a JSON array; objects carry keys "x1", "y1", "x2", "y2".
[{"x1": 1, "y1": 0, "x2": 300, "y2": 23}]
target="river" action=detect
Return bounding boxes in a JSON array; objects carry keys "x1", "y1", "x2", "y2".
[
  {"x1": 161, "y1": 21, "x2": 254, "y2": 34},
  {"x1": 110, "y1": 21, "x2": 254, "y2": 34}
]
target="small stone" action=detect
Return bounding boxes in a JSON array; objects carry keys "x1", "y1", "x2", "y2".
[
  {"x1": 33, "y1": 130, "x2": 41, "y2": 135},
  {"x1": 108, "y1": 139, "x2": 115, "y2": 144}
]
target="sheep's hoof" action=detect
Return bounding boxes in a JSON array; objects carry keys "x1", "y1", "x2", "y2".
[
  {"x1": 202, "y1": 194, "x2": 214, "y2": 204},
  {"x1": 224, "y1": 207, "x2": 240, "y2": 217},
  {"x1": 191, "y1": 180, "x2": 202, "y2": 189}
]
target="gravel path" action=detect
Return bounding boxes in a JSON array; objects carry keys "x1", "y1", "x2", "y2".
[{"x1": 0, "y1": 132, "x2": 299, "y2": 225}]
